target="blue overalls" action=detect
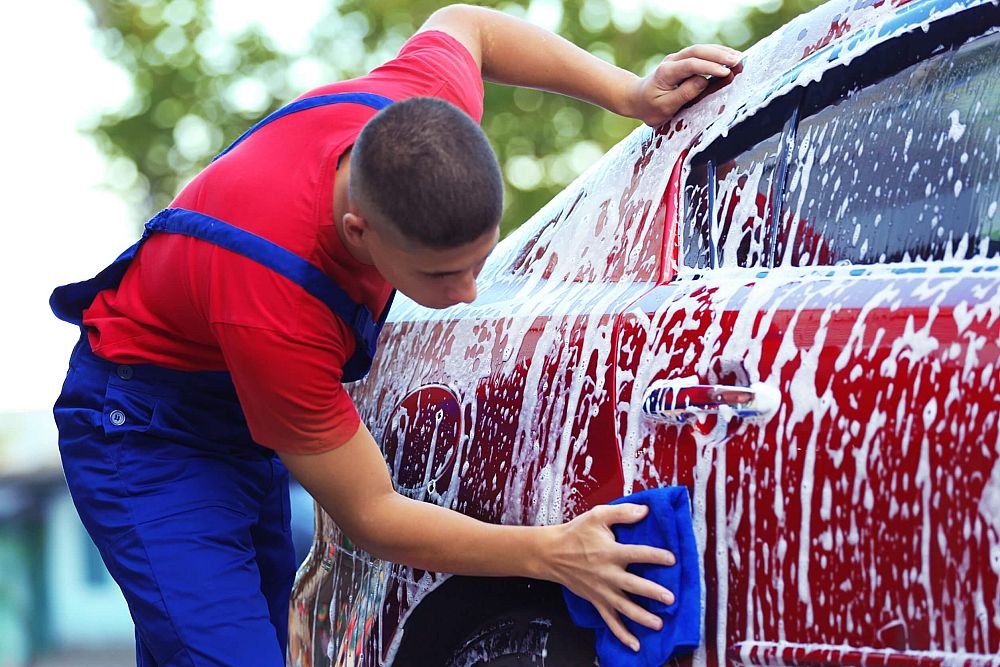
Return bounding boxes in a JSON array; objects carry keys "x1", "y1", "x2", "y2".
[{"x1": 50, "y1": 93, "x2": 394, "y2": 666}]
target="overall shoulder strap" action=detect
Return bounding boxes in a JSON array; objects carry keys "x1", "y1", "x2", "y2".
[
  {"x1": 213, "y1": 92, "x2": 394, "y2": 162},
  {"x1": 52, "y1": 92, "x2": 396, "y2": 380},
  {"x1": 147, "y1": 208, "x2": 386, "y2": 359}
]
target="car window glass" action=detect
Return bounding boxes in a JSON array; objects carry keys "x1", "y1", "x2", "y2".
[
  {"x1": 713, "y1": 130, "x2": 783, "y2": 268},
  {"x1": 778, "y1": 31, "x2": 1000, "y2": 266},
  {"x1": 682, "y1": 96, "x2": 795, "y2": 271},
  {"x1": 682, "y1": 163, "x2": 712, "y2": 269}
]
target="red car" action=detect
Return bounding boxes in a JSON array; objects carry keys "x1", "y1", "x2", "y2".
[{"x1": 289, "y1": 0, "x2": 1000, "y2": 663}]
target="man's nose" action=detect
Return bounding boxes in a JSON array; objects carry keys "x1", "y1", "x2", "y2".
[{"x1": 448, "y1": 273, "x2": 478, "y2": 304}]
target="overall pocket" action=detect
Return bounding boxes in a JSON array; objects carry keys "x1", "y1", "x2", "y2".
[
  {"x1": 102, "y1": 381, "x2": 157, "y2": 438},
  {"x1": 100, "y1": 369, "x2": 267, "y2": 524}
]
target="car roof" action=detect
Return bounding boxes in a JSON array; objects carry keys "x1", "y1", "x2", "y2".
[
  {"x1": 672, "y1": 0, "x2": 995, "y2": 150},
  {"x1": 428, "y1": 0, "x2": 998, "y2": 306}
]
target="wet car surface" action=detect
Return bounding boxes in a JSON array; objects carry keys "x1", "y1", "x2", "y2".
[{"x1": 289, "y1": 0, "x2": 1000, "y2": 664}]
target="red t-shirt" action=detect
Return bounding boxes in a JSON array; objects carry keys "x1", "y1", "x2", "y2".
[{"x1": 82, "y1": 31, "x2": 484, "y2": 453}]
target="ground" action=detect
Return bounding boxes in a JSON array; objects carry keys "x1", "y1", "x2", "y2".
[{"x1": 31, "y1": 645, "x2": 134, "y2": 667}]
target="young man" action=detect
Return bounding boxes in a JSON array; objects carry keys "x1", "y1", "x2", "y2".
[{"x1": 52, "y1": 5, "x2": 740, "y2": 664}]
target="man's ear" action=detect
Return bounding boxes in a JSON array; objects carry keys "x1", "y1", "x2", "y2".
[{"x1": 342, "y1": 211, "x2": 370, "y2": 247}]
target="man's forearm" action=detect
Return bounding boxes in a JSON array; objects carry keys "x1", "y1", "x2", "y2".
[
  {"x1": 280, "y1": 425, "x2": 559, "y2": 580},
  {"x1": 281, "y1": 424, "x2": 675, "y2": 651},
  {"x1": 437, "y1": 4, "x2": 640, "y2": 117},
  {"x1": 425, "y1": 4, "x2": 740, "y2": 127},
  {"x1": 351, "y1": 488, "x2": 556, "y2": 580}
]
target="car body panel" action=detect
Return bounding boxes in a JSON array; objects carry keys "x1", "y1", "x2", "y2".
[
  {"x1": 616, "y1": 266, "x2": 1000, "y2": 662},
  {"x1": 288, "y1": 0, "x2": 1000, "y2": 663}
]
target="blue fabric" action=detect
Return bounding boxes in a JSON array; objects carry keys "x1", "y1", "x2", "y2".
[
  {"x1": 50, "y1": 208, "x2": 392, "y2": 382},
  {"x1": 213, "y1": 92, "x2": 394, "y2": 161},
  {"x1": 49, "y1": 239, "x2": 144, "y2": 327},
  {"x1": 144, "y1": 208, "x2": 391, "y2": 381},
  {"x1": 55, "y1": 334, "x2": 295, "y2": 666},
  {"x1": 562, "y1": 487, "x2": 701, "y2": 666},
  {"x1": 49, "y1": 92, "x2": 397, "y2": 665},
  {"x1": 50, "y1": 92, "x2": 398, "y2": 383}
]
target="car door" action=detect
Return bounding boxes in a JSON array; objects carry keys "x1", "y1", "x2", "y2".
[
  {"x1": 291, "y1": 128, "x2": 684, "y2": 666},
  {"x1": 614, "y1": 15, "x2": 1000, "y2": 666}
]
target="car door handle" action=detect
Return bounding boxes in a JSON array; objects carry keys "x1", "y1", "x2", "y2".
[{"x1": 641, "y1": 378, "x2": 781, "y2": 423}]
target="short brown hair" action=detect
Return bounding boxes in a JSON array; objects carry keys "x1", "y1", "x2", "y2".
[{"x1": 350, "y1": 97, "x2": 503, "y2": 248}]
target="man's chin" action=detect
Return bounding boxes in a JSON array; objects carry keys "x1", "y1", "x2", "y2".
[{"x1": 402, "y1": 291, "x2": 461, "y2": 310}]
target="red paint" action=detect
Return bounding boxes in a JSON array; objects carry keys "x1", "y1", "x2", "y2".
[
  {"x1": 729, "y1": 640, "x2": 1000, "y2": 666},
  {"x1": 289, "y1": 0, "x2": 1000, "y2": 664},
  {"x1": 659, "y1": 150, "x2": 686, "y2": 284}
]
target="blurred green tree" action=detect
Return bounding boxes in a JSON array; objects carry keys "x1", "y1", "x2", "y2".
[{"x1": 83, "y1": 0, "x2": 822, "y2": 236}]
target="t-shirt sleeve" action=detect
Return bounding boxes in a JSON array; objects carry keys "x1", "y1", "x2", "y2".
[
  {"x1": 314, "y1": 30, "x2": 484, "y2": 123},
  {"x1": 211, "y1": 318, "x2": 362, "y2": 454},
  {"x1": 394, "y1": 30, "x2": 485, "y2": 122}
]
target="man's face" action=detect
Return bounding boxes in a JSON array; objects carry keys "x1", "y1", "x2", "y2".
[{"x1": 365, "y1": 219, "x2": 499, "y2": 309}]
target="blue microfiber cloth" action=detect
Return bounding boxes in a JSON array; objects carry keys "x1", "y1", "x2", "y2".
[{"x1": 561, "y1": 487, "x2": 701, "y2": 667}]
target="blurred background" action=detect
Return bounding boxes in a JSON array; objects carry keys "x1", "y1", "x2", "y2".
[{"x1": 0, "y1": 0, "x2": 820, "y2": 664}]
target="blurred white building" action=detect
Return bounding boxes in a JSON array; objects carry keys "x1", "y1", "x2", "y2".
[
  {"x1": 0, "y1": 410, "x2": 316, "y2": 666},
  {"x1": 0, "y1": 411, "x2": 133, "y2": 666}
]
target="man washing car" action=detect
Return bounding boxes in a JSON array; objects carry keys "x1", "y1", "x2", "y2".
[{"x1": 52, "y1": 4, "x2": 740, "y2": 663}]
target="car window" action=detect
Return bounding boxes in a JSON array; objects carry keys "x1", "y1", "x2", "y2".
[
  {"x1": 682, "y1": 29, "x2": 1000, "y2": 270},
  {"x1": 682, "y1": 163, "x2": 712, "y2": 269},
  {"x1": 713, "y1": 130, "x2": 783, "y2": 268},
  {"x1": 683, "y1": 104, "x2": 793, "y2": 270},
  {"x1": 777, "y1": 31, "x2": 1000, "y2": 266}
]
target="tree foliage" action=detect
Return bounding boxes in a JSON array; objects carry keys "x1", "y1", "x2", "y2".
[{"x1": 84, "y1": 0, "x2": 823, "y2": 235}]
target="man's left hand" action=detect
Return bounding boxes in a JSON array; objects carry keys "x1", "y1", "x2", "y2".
[{"x1": 628, "y1": 44, "x2": 743, "y2": 127}]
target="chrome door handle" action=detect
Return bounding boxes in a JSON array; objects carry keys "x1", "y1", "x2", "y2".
[{"x1": 641, "y1": 378, "x2": 781, "y2": 423}]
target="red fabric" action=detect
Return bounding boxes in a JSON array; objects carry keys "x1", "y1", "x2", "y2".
[{"x1": 82, "y1": 31, "x2": 484, "y2": 453}]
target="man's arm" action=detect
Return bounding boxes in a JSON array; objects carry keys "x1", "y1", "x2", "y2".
[
  {"x1": 419, "y1": 4, "x2": 741, "y2": 127},
  {"x1": 280, "y1": 422, "x2": 675, "y2": 652}
]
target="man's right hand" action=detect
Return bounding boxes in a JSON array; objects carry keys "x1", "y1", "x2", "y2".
[
  {"x1": 543, "y1": 503, "x2": 677, "y2": 651},
  {"x1": 626, "y1": 44, "x2": 742, "y2": 127},
  {"x1": 281, "y1": 423, "x2": 678, "y2": 652}
]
